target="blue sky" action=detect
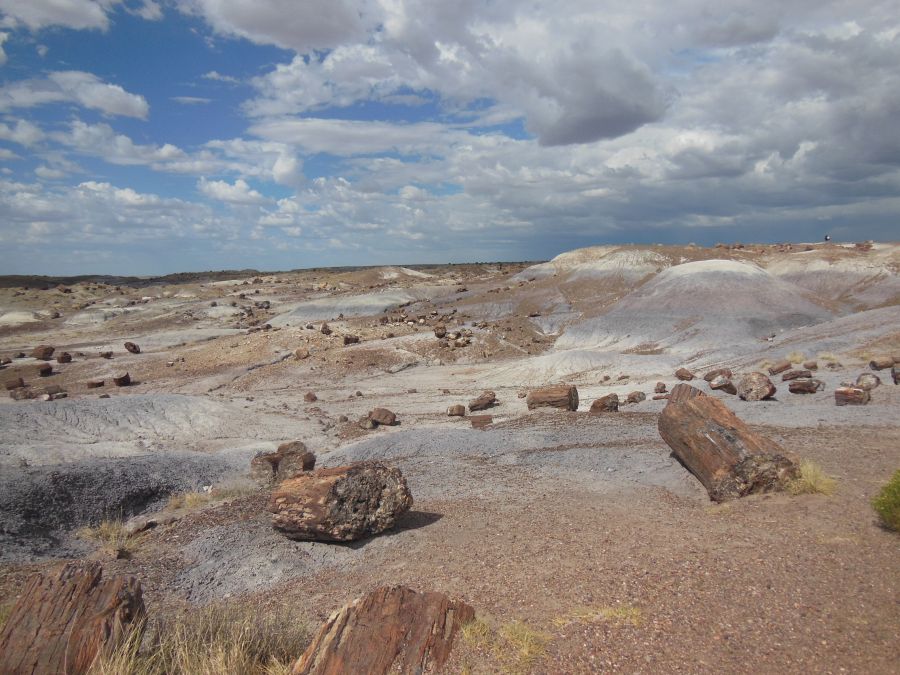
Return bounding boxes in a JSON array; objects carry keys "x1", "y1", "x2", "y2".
[{"x1": 0, "y1": 0, "x2": 898, "y2": 275}]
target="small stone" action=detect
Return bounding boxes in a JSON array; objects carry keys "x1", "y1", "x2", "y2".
[
  {"x1": 803, "y1": 360, "x2": 818, "y2": 370},
  {"x1": 469, "y1": 414, "x2": 493, "y2": 429},
  {"x1": 626, "y1": 391, "x2": 646, "y2": 404},
  {"x1": 37, "y1": 364, "x2": 52, "y2": 377},
  {"x1": 589, "y1": 393, "x2": 618, "y2": 413},
  {"x1": 654, "y1": 382, "x2": 667, "y2": 394},
  {"x1": 447, "y1": 404, "x2": 466, "y2": 417},
  {"x1": 869, "y1": 356, "x2": 894, "y2": 370},
  {"x1": 768, "y1": 361, "x2": 792, "y2": 375},
  {"x1": 4, "y1": 377, "x2": 25, "y2": 390},
  {"x1": 368, "y1": 408, "x2": 397, "y2": 426},
  {"x1": 709, "y1": 375, "x2": 737, "y2": 394},
  {"x1": 124, "y1": 342, "x2": 141, "y2": 354},
  {"x1": 56, "y1": 352, "x2": 72, "y2": 364},
  {"x1": 320, "y1": 323, "x2": 332, "y2": 336},
  {"x1": 703, "y1": 368, "x2": 733, "y2": 382},
  {"x1": 294, "y1": 347, "x2": 310, "y2": 360},
  {"x1": 304, "y1": 392, "x2": 318, "y2": 402},
  {"x1": 86, "y1": 380, "x2": 104, "y2": 389},
  {"x1": 99, "y1": 351, "x2": 113, "y2": 359},
  {"x1": 674, "y1": 367, "x2": 694, "y2": 381},
  {"x1": 343, "y1": 335, "x2": 360, "y2": 346},
  {"x1": 112, "y1": 372, "x2": 131, "y2": 386}
]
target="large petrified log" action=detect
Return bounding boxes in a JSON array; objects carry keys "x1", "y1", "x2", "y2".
[
  {"x1": 269, "y1": 462, "x2": 412, "y2": 541},
  {"x1": 658, "y1": 392, "x2": 798, "y2": 501},
  {"x1": 526, "y1": 384, "x2": 578, "y2": 411},
  {"x1": 0, "y1": 561, "x2": 144, "y2": 675},
  {"x1": 291, "y1": 586, "x2": 474, "y2": 675}
]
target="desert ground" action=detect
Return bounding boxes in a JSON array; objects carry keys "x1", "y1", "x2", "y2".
[{"x1": 0, "y1": 241, "x2": 898, "y2": 673}]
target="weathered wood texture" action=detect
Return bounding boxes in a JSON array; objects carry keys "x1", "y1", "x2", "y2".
[
  {"x1": 526, "y1": 384, "x2": 578, "y2": 411},
  {"x1": 658, "y1": 394, "x2": 798, "y2": 501},
  {"x1": 0, "y1": 561, "x2": 144, "y2": 675},
  {"x1": 292, "y1": 586, "x2": 474, "y2": 675}
]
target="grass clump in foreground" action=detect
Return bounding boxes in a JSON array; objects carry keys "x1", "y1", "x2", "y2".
[
  {"x1": 872, "y1": 469, "x2": 900, "y2": 532},
  {"x1": 90, "y1": 600, "x2": 310, "y2": 675},
  {"x1": 788, "y1": 460, "x2": 837, "y2": 496},
  {"x1": 76, "y1": 518, "x2": 136, "y2": 558},
  {"x1": 461, "y1": 617, "x2": 551, "y2": 674}
]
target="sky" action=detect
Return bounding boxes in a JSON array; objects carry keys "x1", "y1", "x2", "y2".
[{"x1": 0, "y1": 0, "x2": 898, "y2": 275}]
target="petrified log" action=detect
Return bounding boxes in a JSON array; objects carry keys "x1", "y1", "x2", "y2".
[
  {"x1": 269, "y1": 462, "x2": 412, "y2": 541},
  {"x1": 468, "y1": 390, "x2": 497, "y2": 412},
  {"x1": 703, "y1": 368, "x2": 732, "y2": 382},
  {"x1": 658, "y1": 395, "x2": 798, "y2": 501},
  {"x1": 526, "y1": 384, "x2": 578, "y2": 411},
  {"x1": 869, "y1": 356, "x2": 894, "y2": 370},
  {"x1": 589, "y1": 393, "x2": 618, "y2": 413},
  {"x1": 4, "y1": 377, "x2": 24, "y2": 390},
  {"x1": 86, "y1": 379, "x2": 104, "y2": 389},
  {"x1": 56, "y1": 352, "x2": 72, "y2": 364},
  {"x1": 37, "y1": 363, "x2": 52, "y2": 377},
  {"x1": 736, "y1": 372, "x2": 776, "y2": 401},
  {"x1": 112, "y1": 372, "x2": 130, "y2": 387},
  {"x1": 667, "y1": 383, "x2": 705, "y2": 403},
  {"x1": 855, "y1": 372, "x2": 881, "y2": 391},
  {"x1": 789, "y1": 379, "x2": 823, "y2": 394},
  {"x1": 29, "y1": 345, "x2": 55, "y2": 360},
  {"x1": 782, "y1": 369, "x2": 811, "y2": 381},
  {"x1": 123, "y1": 342, "x2": 141, "y2": 354},
  {"x1": 709, "y1": 375, "x2": 737, "y2": 395},
  {"x1": 654, "y1": 382, "x2": 667, "y2": 393},
  {"x1": 674, "y1": 367, "x2": 694, "y2": 381},
  {"x1": 251, "y1": 441, "x2": 316, "y2": 484},
  {"x1": 368, "y1": 408, "x2": 397, "y2": 426},
  {"x1": 835, "y1": 387, "x2": 869, "y2": 406},
  {"x1": 768, "y1": 360, "x2": 791, "y2": 375},
  {"x1": 291, "y1": 586, "x2": 474, "y2": 675},
  {"x1": 469, "y1": 414, "x2": 493, "y2": 429},
  {"x1": 803, "y1": 360, "x2": 818, "y2": 370},
  {"x1": 0, "y1": 561, "x2": 144, "y2": 675},
  {"x1": 447, "y1": 404, "x2": 466, "y2": 417},
  {"x1": 626, "y1": 390, "x2": 646, "y2": 404},
  {"x1": 99, "y1": 351, "x2": 113, "y2": 359}
]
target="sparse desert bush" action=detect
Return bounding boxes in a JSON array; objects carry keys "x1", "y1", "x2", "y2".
[
  {"x1": 76, "y1": 517, "x2": 136, "y2": 558},
  {"x1": 786, "y1": 351, "x2": 806, "y2": 364},
  {"x1": 89, "y1": 600, "x2": 310, "y2": 675},
  {"x1": 872, "y1": 470, "x2": 900, "y2": 532},
  {"x1": 788, "y1": 460, "x2": 837, "y2": 496}
]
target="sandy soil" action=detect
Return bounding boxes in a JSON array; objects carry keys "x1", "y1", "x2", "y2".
[{"x1": 0, "y1": 243, "x2": 898, "y2": 673}]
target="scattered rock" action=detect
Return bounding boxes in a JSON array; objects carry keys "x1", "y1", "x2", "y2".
[
  {"x1": 368, "y1": 408, "x2": 397, "y2": 426},
  {"x1": 789, "y1": 379, "x2": 824, "y2": 394},
  {"x1": 803, "y1": 360, "x2": 818, "y2": 370},
  {"x1": 781, "y1": 369, "x2": 812, "y2": 381},
  {"x1": 654, "y1": 382, "x2": 667, "y2": 394},
  {"x1": 99, "y1": 351, "x2": 113, "y2": 359},
  {"x1": 768, "y1": 361, "x2": 792, "y2": 375},
  {"x1": 736, "y1": 372, "x2": 776, "y2": 401},
  {"x1": 658, "y1": 392, "x2": 799, "y2": 501},
  {"x1": 674, "y1": 367, "x2": 694, "y2": 381},
  {"x1": 626, "y1": 391, "x2": 646, "y2": 404},
  {"x1": 709, "y1": 375, "x2": 737, "y2": 395},
  {"x1": 86, "y1": 380, "x2": 104, "y2": 389},
  {"x1": 893, "y1": 366, "x2": 899, "y2": 385},
  {"x1": 338, "y1": 415, "x2": 349, "y2": 423},
  {"x1": 4, "y1": 376, "x2": 25, "y2": 390},
  {"x1": 433, "y1": 325, "x2": 447, "y2": 339},
  {"x1": 251, "y1": 441, "x2": 317, "y2": 484},
  {"x1": 469, "y1": 414, "x2": 493, "y2": 429},
  {"x1": 30, "y1": 345, "x2": 55, "y2": 361},
  {"x1": 855, "y1": 372, "x2": 881, "y2": 391},
  {"x1": 112, "y1": 372, "x2": 131, "y2": 387},
  {"x1": 652, "y1": 394, "x2": 669, "y2": 400},
  {"x1": 9, "y1": 389, "x2": 36, "y2": 401},
  {"x1": 291, "y1": 586, "x2": 473, "y2": 675},
  {"x1": 304, "y1": 392, "x2": 318, "y2": 403},
  {"x1": 869, "y1": 356, "x2": 894, "y2": 370},
  {"x1": 124, "y1": 342, "x2": 141, "y2": 354},
  {"x1": 269, "y1": 462, "x2": 412, "y2": 541},
  {"x1": 37, "y1": 363, "x2": 53, "y2": 377},
  {"x1": 835, "y1": 387, "x2": 870, "y2": 406},
  {"x1": 56, "y1": 352, "x2": 72, "y2": 364},
  {"x1": 358, "y1": 416, "x2": 377, "y2": 430},
  {"x1": 447, "y1": 404, "x2": 466, "y2": 417},
  {"x1": 343, "y1": 335, "x2": 360, "y2": 346},
  {"x1": 294, "y1": 347, "x2": 310, "y2": 360},
  {"x1": 703, "y1": 368, "x2": 732, "y2": 382},
  {"x1": 320, "y1": 323, "x2": 332, "y2": 336},
  {"x1": 589, "y1": 393, "x2": 618, "y2": 413},
  {"x1": 526, "y1": 384, "x2": 579, "y2": 411},
  {"x1": 668, "y1": 383, "x2": 706, "y2": 404},
  {"x1": 0, "y1": 561, "x2": 144, "y2": 675},
  {"x1": 468, "y1": 391, "x2": 497, "y2": 412}
]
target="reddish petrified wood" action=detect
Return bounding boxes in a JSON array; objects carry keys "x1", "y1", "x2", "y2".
[
  {"x1": 768, "y1": 360, "x2": 791, "y2": 375},
  {"x1": 667, "y1": 383, "x2": 705, "y2": 404},
  {"x1": 589, "y1": 393, "x2": 619, "y2": 413},
  {"x1": 526, "y1": 384, "x2": 578, "y2": 411},
  {"x1": 659, "y1": 394, "x2": 798, "y2": 501},
  {"x1": 469, "y1": 414, "x2": 493, "y2": 429},
  {"x1": 781, "y1": 369, "x2": 812, "y2": 381},
  {"x1": 835, "y1": 387, "x2": 870, "y2": 406},
  {"x1": 468, "y1": 391, "x2": 497, "y2": 412},
  {"x1": 674, "y1": 367, "x2": 694, "y2": 381},
  {"x1": 292, "y1": 586, "x2": 474, "y2": 675},
  {"x1": 0, "y1": 561, "x2": 144, "y2": 675}
]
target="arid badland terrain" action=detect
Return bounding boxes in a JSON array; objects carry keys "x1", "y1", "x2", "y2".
[{"x1": 0, "y1": 241, "x2": 898, "y2": 673}]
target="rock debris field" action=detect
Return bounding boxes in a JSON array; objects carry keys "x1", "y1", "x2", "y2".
[{"x1": 0, "y1": 243, "x2": 898, "y2": 674}]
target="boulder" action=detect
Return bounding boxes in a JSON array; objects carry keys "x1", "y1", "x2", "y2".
[
  {"x1": 703, "y1": 368, "x2": 732, "y2": 382},
  {"x1": 56, "y1": 352, "x2": 72, "y2": 364},
  {"x1": 123, "y1": 342, "x2": 141, "y2": 354},
  {"x1": 368, "y1": 408, "x2": 397, "y2": 426},
  {"x1": 789, "y1": 379, "x2": 824, "y2": 394},
  {"x1": 674, "y1": 367, "x2": 694, "y2": 381},
  {"x1": 626, "y1": 391, "x2": 646, "y2": 404},
  {"x1": 589, "y1": 393, "x2": 619, "y2": 413},
  {"x1": 526, "y1": 384, "x2": 578, "y2": 411},
  {"x1": 658, "y1": 394, "x2": 798, "y2": 501},
  {"x1": 736, "y1": 372, "x2": 776, "y2": 401},
  {"x1": 835, "y1": 387, "x2": 870, "y2": 406},
  {"x1": 269, "y1": 462, "x2": 412, "y2": 541},
  {"x1": 0, "y1": 561, "x2": 144, "y2": 675},
  {"x1": 112, "y1": 372, "x2": 131, "y2": 387},
  {"x1": 291, "y1": 586, "x2": 473, "y2": 675},
  {"x1": 869, "y1": 356, "x2": 894, "y2": 370},
  {"x1": 709, "y1": 375, "x2": 737, "y2": 395},
  {"x1": 855, "y1": 372, "x2": 881, "y2": 391},
  {"x1": 447, "y1": 404, "x2": 466, "y2": 417},
  {"x1": 768, "y1": 360, "x2": 791, "y2": 375},
  {"x1": 654, "y1": 382, "x2": 667, "y2": 394},
  {"x1": 468, "y1": 390, "x2": 497, "y2": 412},
  {"x1": 782, "y1": 369, "x2": 811, "y2": 381},
  {"x1": 30, "y1": 345, "x2": 55, "y2": 360}
]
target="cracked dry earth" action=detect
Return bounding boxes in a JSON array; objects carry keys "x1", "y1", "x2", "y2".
[{"x1": 0, "y1": 246, "x2": 899, "y2": 673}]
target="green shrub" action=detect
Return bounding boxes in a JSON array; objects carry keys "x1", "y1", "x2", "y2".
[{"x1": 872, "y1": 470, "x2": 900, "y2": 531}]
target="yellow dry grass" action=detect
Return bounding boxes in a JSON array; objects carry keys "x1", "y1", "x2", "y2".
[{"x1": 788, "y1": 460, "x2": 837, "y2": 496}]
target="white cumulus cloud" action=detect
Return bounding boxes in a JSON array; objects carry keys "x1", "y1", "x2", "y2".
[{"x1": 198, "y1": 177, "x2": 266, "y2": 204}]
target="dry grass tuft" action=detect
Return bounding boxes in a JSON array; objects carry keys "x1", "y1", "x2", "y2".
[
  {"x1": 786, "y1": 351, "x2": 806, "y2": 364},
  {"x1": 166, "y1": 482, "x2": 257, "y2": 512},
  {"x1": 0, "y1": 601, "x2": 13, "y2": 631},
  {"x1": 817, "y1": 351, "x2": 839, "y2": 363},
  {"x1": 461, "y1": 617, "x2": 551, "y2": 674},
  {"x1": 872, "y1": 469, "x2": 900, "y2": 532},
  {"x1": 788, "y1": 460, "x2": 837, "y2": 496},
  {"x1": 89, "y1": 600, "x2": 309, "y2": 675},
  {"x1": 76, "y1": 518, "x2": 136, "y2": 558}
]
